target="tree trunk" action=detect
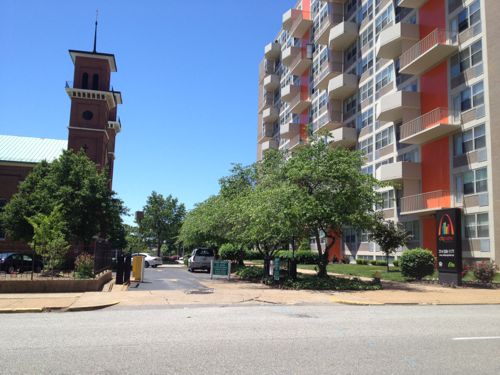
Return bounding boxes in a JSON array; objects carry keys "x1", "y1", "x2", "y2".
[
  {"x1": 157, "y1": 239, "x2": 162, "y2": 257},
  {"x1": 386, "y1": 252, "x2": 390, "y2": 273},
  {"x1": 314, "y1": 230, "x2": 327, "y2": 278}
]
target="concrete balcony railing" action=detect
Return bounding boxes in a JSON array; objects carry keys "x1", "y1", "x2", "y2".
[
  {"x1": 261, "y1": 139, "x2": 279, "y2": 152},
  {"x1": 262, "y1": 107, "x2": 279, "y2": 123},
  {"x1": 399, "y1": 29, "x2": 458, "y2": 75},
  {"x1": 282, "y1": 45, "x2": 312, "y2": 76},
  {"x1": 400, "y1": 108, "x2": 461, "y2": 145},
  {"x1": 258, "y1": 60, "x2": 276, "y2": 82},
  {"x1": 315, "y1": 13, "x2": 343, "y2": 45},
  {"x1": 281, "y1": 83, "x2": 300, "y2": 102},
  {"x1": 397, "y1": 0, "x2": 428, "y2": 8},
  {"x1": 312, "y1": 108, "x2": 343, "y2": 133},
  {"x1": 314, "y1": 60, "x2": 343, "y2": 91},
  {"x1": 258, "y1": 93, "x2": 275, "y2": 113},
  {"x1": 375, "y1": 161, "x2": 421, "y2": 183},
  {"x1": 283, "y1": 9, "x2": 312, "y2": 38},
  {"x1": 400, "y1": 190, "x2": 451, "y2": 215},
  {"x1": 327, "y1": 73, "x2": 358, "y2": 100},
  {"x1": 263, "y1": 74, "x2": 280, "y2": 91},
  {"x1": 327, "y1": 126, "x2": 357, "y2": 148},
  {"x1": 280, "y1": 120, "x2": 302, "y2": 139},
  {"x1": 376, "y1": 90, "x2": 420, "y2": 122},
  {"x1": 288, "y1": 92, "x2": 311, "y2": 114},
  {"x1": 264, "y1": 42, "x2": 281, "y2": 60},
  {"x1": 287, "y1": 134, "x2": 306, "y2": 151},
  {"x1": 376, "y1": 22, "x2": 419, "y2": 60},
  {"x1": 329, "y1": 21, "x2": 358, "y2": 51}
]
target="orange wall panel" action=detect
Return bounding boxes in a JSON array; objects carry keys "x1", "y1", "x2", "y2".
[{"x1": 419, "y1": 0, "x2": 446, "y2": 37}]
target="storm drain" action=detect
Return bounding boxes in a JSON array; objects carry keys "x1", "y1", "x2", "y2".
[{"x1": 184, "y1": 288, "x2": 214, "y2": 294}]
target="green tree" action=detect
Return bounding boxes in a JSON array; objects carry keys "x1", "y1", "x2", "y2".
[
  {"x1": 28, "y1": 207, "x2": 70, "y2": 275},
  {"x1": 284, "y1": 137, "x2": 380, "y2": 277},
  {"x1": 370, "y1": 220, "x2": 412, "y2": 272},
  {"x1": 1, "y1": 150, "x2": 127, "y2": 251},
  {"x1": 139, "y1": 192, "x2": 186, "y2": 256},
  {"x1": 124, "y1": 224, "x2": 146, "y2": 254}
]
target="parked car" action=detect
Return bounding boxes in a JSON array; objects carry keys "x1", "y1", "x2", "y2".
[
  {"x1": 188, "y1": 248, "x2": 215, "y2": 272},
  {"x1": 0, "y1": 252, "x2": 43, "y2": 274},
  {"x1": 130, "y1": 253, "x2": 162, "y2": 268}
]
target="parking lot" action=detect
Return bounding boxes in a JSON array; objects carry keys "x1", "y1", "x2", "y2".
[{"x1": 128, "y1": 265, "x2": 211, "y2": 291}]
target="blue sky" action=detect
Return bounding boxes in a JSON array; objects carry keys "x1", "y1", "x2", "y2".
[{"x1": 0, "y1": 0, "x2": 293, "y2": 224}]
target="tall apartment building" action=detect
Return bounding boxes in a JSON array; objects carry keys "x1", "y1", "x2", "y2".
[{"x1": 256, "y1": 0, "x2": 499, "y2": 264}]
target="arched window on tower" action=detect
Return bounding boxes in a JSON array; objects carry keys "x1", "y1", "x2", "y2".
[
  {"x1": 82, "y1": 73, "x2": 89, "y2": 89},
  {"x1": 92, "y1": 74, "x2": 99, "y2": 90}
]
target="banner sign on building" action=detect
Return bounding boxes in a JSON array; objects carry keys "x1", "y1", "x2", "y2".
[{"x1": 436, "y1": 208, "x2": 462, "y2": 285}]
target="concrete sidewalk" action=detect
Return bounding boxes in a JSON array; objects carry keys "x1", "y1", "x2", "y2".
[{"x1": 1, "y1": 273, "x2": 500, "y2": 313}]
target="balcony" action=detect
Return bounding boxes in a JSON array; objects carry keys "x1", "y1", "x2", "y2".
[
  {"x1": 376, "y1": 23, "x2": 419, "y2": 60},
  {"x1": 261, "y1": 139, "x2": 279, "y2": 152},
  {"x1": 282, "y1": 46, "x2": 312, "y2": 76},
  {"x1": 281, "y1": 83, "x2": 300, "y2": 101},
  {"x1": 258, "y1": 93, "x2": 275, "y2": 113},
  {"x1": 328, "y1": 126, "x2": 357, "y2": 148},
  {"x1": 258, "y1": 59, "x2": 276, "y2": 82},
  {"x1": 263, "y1": 74, "x2": 280, "y2": 91},
  {"x1": 397, "y1": 0, "x2": 428, "y2": 8},
  {"x1": 288, "y1": 92, "x2": 311, "y2": 114},
  {"x1": 315, "y1": 13, "x2": 343, "y2": 45},
  {"x1": 264, "y1": 42, "x2": 281, "y2": 60},
  {"x1": 313, "y1": 108, "x2": 343, "y2": 133},
  {"x1": 327, "y1": 73, "x2": 358, "y2": 100},
  {"x1": 283, "y1": 9, "x2": 312, "y2": 38},
  {"x1": 376, "y1": 90, "x2": 420, "y2": 122},
  {"x1": 258, "y1": 123, "x2": 274, "y2": 143},
  {"x1": 65, "y1": 81, "x2": 122, "y2": 108},
  {"x1": 400, "y1": 190, "x2": 451, "y2": 216},
  {"x1": 375, "y1": 161, "x2": 421, "y2": 183},
  {"x1": 400, "y1": 108, "x2": 461, "y2": 145},
  {"x1": 399, "y1": 29, "x2": 458, "y2": 75},
  {"x1": 329, "y1": 21, "x2": 358, "y2": 51},
  {"x1": 287, "y1": 134, "x2": 306, "y2": 151},
  {"x1": 262, "y1": 107, "x2": 279, "y2": 123},
  {"x1": 314, "y1": 60, "x2": 343, "y2": 91},
  {"x1": 280, "y1": 120, "x2": 301, "y2": 139}
]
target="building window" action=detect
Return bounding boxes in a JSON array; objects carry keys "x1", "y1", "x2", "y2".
[
  {"x1": 358, "y1": 52, "x2": 373, "y2": 75},
  {"x1": 343, "y1": 228, "x2": 357, "y2": 244},
  {"x1": 0, "y1": 199, "x2": 6, "y2": 240},
  {"x1": 358, "y1": 138, "x2": 373, "y2": 155},
  {"x1": 92, "y1": 74, "x2": 99, "y2": 90},
  {"x1": 450, "y1": 40, "x2": 482, "y2": 78},
  {"x1": 358, "y1": 1, "x2": 373, "y2": 24},
  {"x1": 375, "y1": 64, "x2": 394, "y2": 92},
  {"x1": 361, "y1": 165, "x2": 373, "y2": 176},
  {"x1": 377, "y1": 190, "x2": 395, "y2": 210},
  {"x1": 454, "y1": 81, "x2": 484, "y2": 112},
  {"x1": 403, "y1": 220, "x2": 420, "y2": 242},
  {"x1": 82, "y1": 73, "x2": 89, "y2": 89},
  {"x1": 343, "y1": 95, "x2": 357, "y2": 115},
  {"x1": 359, "y1": 81, "x2": 373, "y2": 103},
  {"x1": 465, "y1": 212, "x2": 489, "y2": 239},
  {"x1": 462, "y1": 167, "x2": 487, "y2": 195},
  {"x1": 375, "y1": 127, "x2": 393, "y2": 150},
  {"x1": 453, "y1": 124, "x2": 485, "y2": 156},
  {"x1": 358, "y1": 108, "x2": 373, "y2": 130},
  {"x1": 375, "y1": 5, "x2": 393, "y2": 36},
  {"x1": 360, "y1": 230, "x2": 371, "y2": 243},
  {"x1": 454, "y1": 0, "x2": 480, "y2": 33},
  {"x1": 397, "y1": 148, "x2": 420, "y2": 163},
  {"x1": 375, "y1": 157, "x2": 394, "y2": 170}
]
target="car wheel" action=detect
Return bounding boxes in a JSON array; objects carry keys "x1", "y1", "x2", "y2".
[
  {"x1": 7, "y1": 266, "x2": 15, "y2": 274},
  {"x1": 187, "y1": 267, "x2": 192, "y2": 272},
  {"x1": 152, "y1": 265, "x2": 157, "y2": 268},
  {"x1": 145, "y1": 261, "x2": 150, "y2": 268}
]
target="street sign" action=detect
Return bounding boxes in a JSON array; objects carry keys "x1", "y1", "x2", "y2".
[
  {"x1": 436, "y1": 208, "x2": 463, "y2": 285},
  {"x1": 210, "y1": 260, "x2": 231, "y2": 280},
  {"x1": 273, "y1": 257, "x2": 280, "y2": 281}
]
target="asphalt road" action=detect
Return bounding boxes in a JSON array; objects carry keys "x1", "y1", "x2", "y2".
[
  {"x1": 2, "y1": 304, "x2": 500, "y2": 374},
  {"x1": 128, "y1": 265, "x2": 211, "y2": 291}
]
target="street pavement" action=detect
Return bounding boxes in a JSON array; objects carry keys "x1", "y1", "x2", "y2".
[
  {"x1": 1, "y1": 304, "x2": 500, "y2": 374},
  {"x1": 128, "y1": 265, "x2": 210, "y2": 291}
]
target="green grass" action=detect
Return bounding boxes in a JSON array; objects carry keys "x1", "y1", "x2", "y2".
[{"x1": 297, "y1": 264, "x2": 408, "y2": 282}]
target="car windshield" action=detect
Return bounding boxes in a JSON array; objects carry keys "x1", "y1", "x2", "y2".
[
  {"x1": 197, "y1": 249, "x2": 214, "y2": 257},
  {"x1": 0, "y1": 252, "x2": 13, "y2": 260}
]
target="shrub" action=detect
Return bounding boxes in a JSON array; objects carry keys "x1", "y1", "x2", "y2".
[
  {"x1": 341, "y1": 256, "x2": 351, "y2": 264},
  {"x1": 283, "y1": 275, "x2": 382, "y2": 291},
  {"x1": 356, "y1": 259, "x2": 369, "y2": 265},
  {"x1": 393, "y1": 260, "x2": 399, "y2": 267},
  {"x1": 472, "y1": 261, "x2": 497, "y2": 284},
  {"x1": 332, "y1": 255, "x2": 339, "y2": 263},
  {"x1": 219, "y1": 243, "x2": 244, "y2": 263},
  {"x1": 376, "y1": 260, "x2": 388, "y2": 266},
  {"x1": 400, "y1": 248, "x2": 435, "y2": 280},
  {"x1": 275, "y1": 250, "x2": 319, "y2": 264},
  {"x1": 370, "y1": 260, "x2": 377, "y2": 266},
  {"x1": 75, "y1": 252, "x2": 94, "y2": 279},
  {"x1": 235, "y1": 266, "x2": 264, "y2": 281}
]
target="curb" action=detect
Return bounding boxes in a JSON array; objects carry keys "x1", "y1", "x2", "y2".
[
  {"x1": 66, "y1": 301, "x2": 120, "y2": 312},
  {"x1": 331, "y1": 297, "x2": 384, "y2": 306},
  {"x1": 0, "y1": 307, "x2": 44, "y2": 314}
]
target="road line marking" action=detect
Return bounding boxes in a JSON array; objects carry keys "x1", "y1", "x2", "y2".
[{"x1": 452, "y1": 336, "x2": 500, "y2": 341}]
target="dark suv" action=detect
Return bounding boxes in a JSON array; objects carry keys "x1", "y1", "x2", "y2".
[{"x1": 0, "y1": 252, "x2": 43, "y2": 274}]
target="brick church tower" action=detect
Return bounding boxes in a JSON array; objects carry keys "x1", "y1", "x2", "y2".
[{"x1": 65, "y1": 19, "x2": 122, "y2": 186}]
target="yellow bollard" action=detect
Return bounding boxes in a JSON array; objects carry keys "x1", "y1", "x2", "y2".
[{"x1": 132, "y1": 256, "x2": 144, "y2": 282}]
